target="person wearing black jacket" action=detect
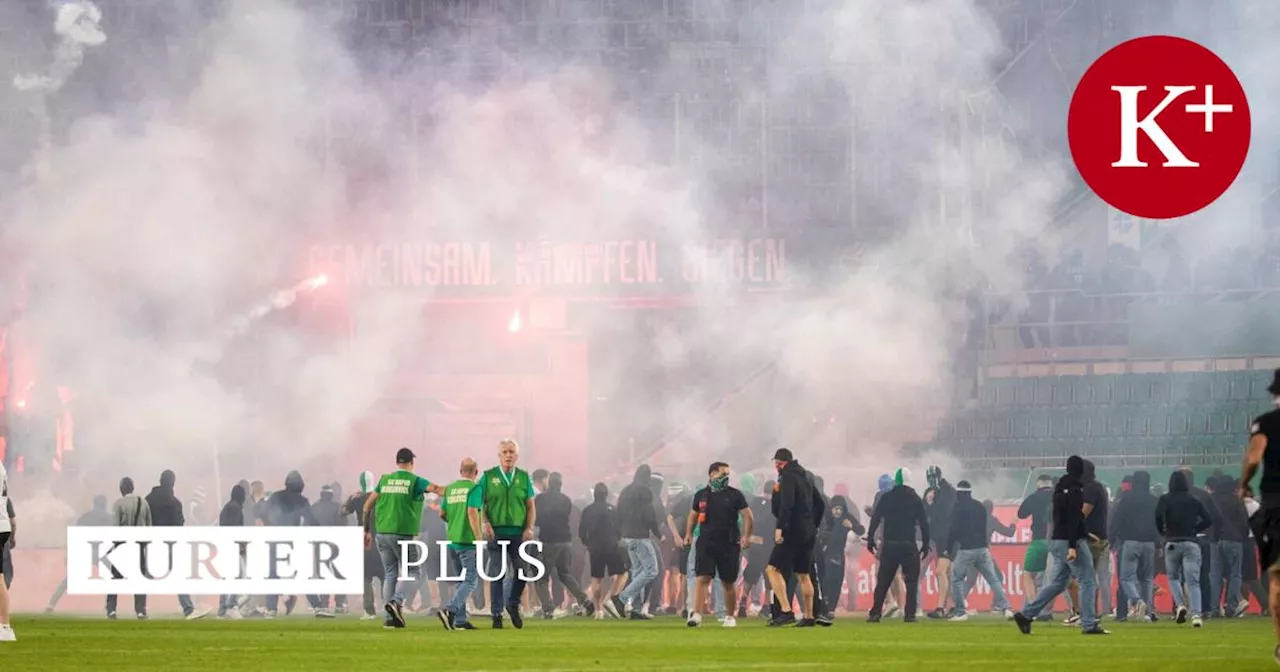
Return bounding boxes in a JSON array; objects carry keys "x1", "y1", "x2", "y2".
[
  {"x1": 924, "y1": 465, "x2": 958, "y2": 619},
  {"x1": 310, "y1": 484, "x2": 347, "y2": 614},
  {"x1": 1110, "y1": 470, "x2": 1159, "y2": 621},
  {"x1": 534, "y1": 473, "x2": 593, "y2": 617},
  {"x1": 764, "y1": 448, "x2": 822, "y2": 627},
  {"x1": 145, "y1": 470, "x2": 205, "y2": 619},
  {"x1": 1157, "y1": 470, "x2": 1213, "y2": 626},
  {"x1": 1209, "y1": 476, "x2": 1250, "y2": 618},
  {"x1": 959, "y1": 499, "x2": 1017, "y2": 607},
  {"x1": 736, "y1": 475, "x2": 773, "y2": 618},
  {"x1": 613, "y1": 464, "x2": 662, "y2": 619},
  {"x1": 1013, "y1": 455, "x2": 1108, "y2": 636},
  {"x1": 820, "y1": 495, "x2": 864, "y2": 618},
  {"x1": 217, "y1": 484, "x2": 246, "y2": 619},
  {"x1": 1181, "y1": 468, "x2": 1221, "y2": 619},
  {"x1": 945, "y1": 482, "x2": 1014, "y2": 619},
  {"x1": 866, "y1": 467, "x2": 929, "y2": 622},
  {"x1": 264, "y1": 470, "x2": 322, "y2": 618},
  {"x1": 580, "y1": 483, "x2": 624, "y2": 620},
  {"x1": 341, "y1": 470, "x2": 386, "y2": 619},
  {"x1": 1071, "y1": 460, "x2": 1112, "y2": 621}
]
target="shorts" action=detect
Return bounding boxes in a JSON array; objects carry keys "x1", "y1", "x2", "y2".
[
  {"x1": 1023, "y1": 539, "x2": 1048, "y2": 573},
  {"x1": 0, "y1": 532, "x2": 9, "y2": 575},
  {"x1": 694, "y1": 541, "x2": 742, "y2": 582},
  {"x1": 1088, "y1": 538, "x2": 1110, "y2": 569},
  {"x1": 672, "y1": 545, "x2": 690, "y2": 572},
  {"x1": 768, "y1": 538, "x2": 813, "y2": 575},
  {"x1": 1251, "y1": 506, "x2": 1280, "y2": 575},
  {"x1": 589, "y1": 547, "x2": 626, "y2": 579}
]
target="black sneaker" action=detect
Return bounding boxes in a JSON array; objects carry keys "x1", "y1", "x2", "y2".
[
  {"x1": 455, "y1": 621, "x2": 477, "y2": 630},
  {"x1": 1082, "y1": 626, "x2": 1110, "y2": 635},
  {"x1": 491, "y1": 616, "x2": 504, "y2": 629},
  {"x1": 1176, "y1": 606, "x2": 1188, "y2": 624},
  {"x1": 541, "y1": 611, "x2": 555, "y2": 620},
  {"x1": 866, "y1": 613, "x2": 881, "y2": 623},
  {"x1": 506, "y1": 605, "x2": 523, "y2": 630},
  {"x1": 737, "y1": 605, "x2": 748, "y2": 618},
  {"x1": 1014, "y1": 612, "x2": 1032, "y2": 635},
  {"x1": 609, "y1": 597, "x2": 626, "y2": 619},
  {"x1": 795, "y1": 618, "x2": 817, "y2": 628},
  {"x1": 768, "y1": 612, "x2": 797, "y2": 627},
  {"x1": 903, "y1": 615, "x2": 917, "y2": 623},
  {"x1": 815, "y1": 612, "x2": 834, "y2": 627},
  {"x1": 583, "y1": 600, "x2": 596, "y2": 617},
  {"x1": 629, "y1": 611, "x2": 651, "y2": 620},
  {"x1": 284, "y1": 596, "x2": 298, "y2": 616},
  {"x1": 385, "y1": 601, "x2": 406, "y2": 628},
  {"x1": 1146, "y1": 613, "x2": 1159, "y2": 623},
  {"x1": 926, "y1": 608, "x2": 947, "y2": 619},
  {"x1": 437, "y1": 609, "x2": 455, "y2": 631}
]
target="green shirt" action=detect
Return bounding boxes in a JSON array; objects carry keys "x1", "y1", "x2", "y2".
[
  {"x1": 476, "y1": 466, "x2": 533, "y2": 536},
  {"x1": 443, "y1": 479, "x2": 483, "y2": 550},
  {"x1": 373, "y1": 469, "x2": 430, "y2": 536}
]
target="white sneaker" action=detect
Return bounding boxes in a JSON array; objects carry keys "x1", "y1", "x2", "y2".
[
  {"x1": 1002, "y1": 609, "x2": 1015, "y2": 620},
  {"x1": 687, "y1": 612, "x2": 702, "y2": 627},
  {"x1": 722, "y1": 616, "x2": 737, "y2": 628},
  {"x1": 641, "y1": 604, "x2": 651, "y2": 618},
  {"x1": 360, "y1": 613, "x2": 377, "y2": 621},
  {"x1": 224, "y1": 609, "x2": 243, "y2": 620},
  {"x1": 1233, "y1": 600, "x2": 1250, "y2": 618},
  {"x1": 1062, "y1": 613, "x2": 1081, "y2": 626},
  {"x1": 0, "y1": 626, "x2": 15, "y2": 642},
  {"x1": 949, "y1": 613, "x2": 969, "y2": 622},
  {"x1": 594, "y1": 611, "x2": 605, "y2": 620},
  {"x1": 1192, "y1": 616, "x2": 1203, "y2": 628},
  {"x1": 747, "y1": 604, "x2": 762, "y2": 616},
  {"x1": 186, "y1": 606, "x2": 211, "y2": 621},
  {"x1": 884, "y1": 604, "x2": 900, "y2": 619}
]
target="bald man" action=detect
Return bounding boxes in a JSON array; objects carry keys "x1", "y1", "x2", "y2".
[{"x1": 439, "y1": 458, "x2": 485, "y2": 630}]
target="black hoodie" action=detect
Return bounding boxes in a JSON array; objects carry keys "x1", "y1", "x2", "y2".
[
  {"x1": 1052, "y1": 456, "x2": 1087, "y2": 546},
  {"x1": 77, "y1": 496, "x2": 113, "y2": 527},
  {"x1": 1109, "y1": 471, "x2": 1159, "y2": 543},
  {"x1": 265, "y1": 471, "x2": 316, "y2": 526},
  {"x1": 1181, "y1": 470, "x2": 1221, "y2": 540},
  {"x1": 822, "y1": 495, "x2": 864, "y2": 558},
  {"x1": 579, "y1": 484, "x2": 621, "y2": 552},
  {"x1": 311, "y1": 487, "x2": 343, "y2": 527},
  {"x1": 1210, "y1": 478, "x2": 1250, "y2": 543},
  {"x1": 1082, "y1": 460, "x2": 1109, "y2": 541},
  {"x1": 146, "y1": 470, "x2": 185, "y2": 527},
  {"x1": 617, "y1": 465, "x2": 661, "y2": 540},
  {"x1": 772, "y1": 460, "x2": 821, "y2": 543},
  {"x1": 1156, "y1": 471, "x2": 1213, "y2": 542},
  {"x1": 947, "y1": 486, "x2": 990, "y2": 551},
  {"x1": 868, "y1": 484, "x2": 930, "y2": 549},
  {"x1": 220, "y1": 485, "x2": 246, "y2": 527},
  {"x1": 1017, "y1": 483, "x2": 1054, "y2": 540},
  {"x1": 535, "y1": 474, "x2": 574, "y2": 544},
  {"x1": 926, "y1": 477, "x2": 958, "y2": 545}
]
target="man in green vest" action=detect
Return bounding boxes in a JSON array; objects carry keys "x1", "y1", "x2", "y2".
[
  {"x1": 437, "y1": 457, "x2": 484, "y2": 630},
  {"x1": 361, "y1": 447, "x2": 444, "y2": 629},
  {"x1": 476, "y1": 438, "x2": 537, "y2": 629}
]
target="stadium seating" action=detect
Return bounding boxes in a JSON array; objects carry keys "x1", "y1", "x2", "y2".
[{"x1": 908, "y1": 369, "x2": 1272, "y2": 470}]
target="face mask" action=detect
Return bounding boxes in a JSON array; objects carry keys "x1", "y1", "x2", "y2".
[{"x1": 710, "y1": 475, "x2": 729, "y2": 491}]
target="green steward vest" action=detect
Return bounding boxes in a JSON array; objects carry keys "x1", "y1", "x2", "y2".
[{"x1": 482, "y1": 466, "x2": 531, "y2": 533}]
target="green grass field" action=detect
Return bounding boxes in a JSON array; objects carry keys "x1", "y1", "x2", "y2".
[{"x1": 3, "y1": 614, "x2": 1277, "y2": 671}]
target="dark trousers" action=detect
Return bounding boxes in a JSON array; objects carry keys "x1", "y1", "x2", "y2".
[
  {"x1": 105, "y1": 556, "x2": 147, "y2": 615},
  {"x1": 1114, "y1": 548, "x2": 1128, "y2": 618},
  {"x1": 1197, "y1": 539, "x2": 1213, "y2": 616},
  {"x1": 822, "y1": 556, "x2": 846, "y2": 612},
  {"x1": 871, "y1": 543, "x2": 921, "y2": 618},
  {"x1": 361, "y1": 548, "x2": 384, "y2": 616},
  {"x1": 487, "y1": 533, "x2": 528, "y2": 617}
]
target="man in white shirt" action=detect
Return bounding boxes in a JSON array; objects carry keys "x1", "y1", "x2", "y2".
[{"x1": 0, "y1": 461, "x2": 15, "y2": 641}]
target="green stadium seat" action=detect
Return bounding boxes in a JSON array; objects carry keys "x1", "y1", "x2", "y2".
[
  {"x1": 990, "y1": 412, "x2": 1012, "y2": 440},
  {"x1": 1034, "y1": 378, "x2": 1054, "y2": 406},
  {"x1": 1051, "y1": 377, "x2": 1077, "y2": 406},
  {"x1": 1089, "y1": 377, "x2": 1115, "y2": 405},
  {"x1": 935, "y1": 418, "x2": 955, "y2": 441},
  {"x1": 1107, "y1": 410, "x2": 1134, "y2": 438},
  {"x1": 1028, "y1": 409, "x2": 1051, "y2": 439},
  {"x1": 1147, "y1": 407, "x2": 1172, "y2": 437},
  {"x1": 1150, "y1": 376, "x2": 1171, "y2": 404},
  {"x1": 954, "y1": 416, "x2": 975, "y2": 440},
  {"x1": 1210, "y1": 373, "x2": 1232, "y2": 403},
  {"x1": 979, "y1": 380, "x2": 999, "y2": 407},
  {"x1": 1188, "y1": 373, "x2": 1213, "y2": 403},
  {"x1": 973, "y1": 412, "x2": 992, "y2": 441},
  {"x1": 1185, "y1": 404, "x2": 1212, "y2": 435},
  {"x1": 1015, "y1": 379, "x2": 1035, "y2": 406},
  {"x1": 1205, "y1": 407, "x2": 1231, "y2": 436},
  {"x1": 1128, "y1": 374, "x2": 1153, "y2": 405},
  {"x1": 1084, "y1": 409, "x2": 1108, "y2": 438},
  {"x1": 1048, "y1": 409, "x2": 1071, "y2": 439}
]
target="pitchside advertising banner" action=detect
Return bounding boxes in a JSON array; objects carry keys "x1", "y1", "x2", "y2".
[{"x1": 65, "y1": 527, "x2": 547, "y2": 596}]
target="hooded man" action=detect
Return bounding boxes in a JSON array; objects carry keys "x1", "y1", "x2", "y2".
[
  {"x1": 945, "y1": 481, "x2": 1013, "y2": 620},
  {"x1": 1013, "y1": 455, "x2": 1107, "y2": 636},
  {"x1": 1066, "y1": 460, "x2": 1111, "y2": 624},
  {"x1": 1109, "y1": 470, "x2": 1159, "y2": 621},
  {"x1": 107, "y1": 477, "x2": 150, "y2": 619},
  {"x1": 144, "y1": 470, "x2": 206, "y2": 619},
  {"x1": 1016, "y1": 474, "x2": 1054, "y2": 618},
  {"x1": 1179, "y1": 468, "x2": 1221, "y2": 619},
  {"x1": 342, "y1": 470, "x2": 385, "y2": 620},
  {"x1": 924, "y1": 465, "x2": 958, "y2": 619},
  {"x1": 309, "y1": 484, "x2": 345, "y2": 614},
  {"x1": 613, "y1": 463, "x2": 662, "y2": 620},
  {"x1": 1157, "y1": 470, "x2": 1213, "y2": 627},
  {"x1": 265, "y1": 470, "x2": 323, "y2": 618},
  {"x1": 580, "y1": 482, "x2": 625, "y2": 620},
  {"x1": 820, "y1": 495, "x2": 863, "y2": 615},
  {"x1": 534, "y1": 472, "x2": 594, "y2": 618},
  {"x1": 217, "y1": 484, "x2": 247, "y2": 619},
  {"x1": 764, "y1": 448, "x2": 823, "y2": 627},
  {"x1": 1208, "y1": 476, "x2": 1250, "y2": 618},
  {"x1": 866, "y1": 467, "x2": 929, "y2": 622}
]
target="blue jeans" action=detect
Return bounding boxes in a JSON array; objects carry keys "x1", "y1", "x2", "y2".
[
  {"x1": 1119, "y1": 541, "x2": 1155, "y2": 608},
  {"x1": 1211, "y1": 540, "x2": 1242, "y2": 614},
  {"x1": 619, "y1": 538, "x2": 659, "y2": 606},
  {"x1": 376, "y1": 533, "x2": 421, "y2": 607},
  {"x1": 1020, "y1": 539, "x2": 1097, "y2": 631},
  {"x1": 685, "y1": 542, "x2": 725, "y2": 618},
  {"x1": 950, "y1": 548, "x2": 1011, "y2": 612},
  {"x1": 1165, "y1": 541, "x2": 1203, "y2": 615},
  {"x1": 447, "y1": 546, "x2": 479, "y2": 625}
]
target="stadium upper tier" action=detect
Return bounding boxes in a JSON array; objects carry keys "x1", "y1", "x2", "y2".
[{"x1": 907, "y1": 370, "x2": 1273, "y2": 469}]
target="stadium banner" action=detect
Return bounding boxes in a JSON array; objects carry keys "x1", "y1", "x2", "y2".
[
  {"x1": 64, "y1": 526, "x2": 364, "y2": 596},
  {"x1": 305, "y1": 233, "x2": 857, "y2": 298}
]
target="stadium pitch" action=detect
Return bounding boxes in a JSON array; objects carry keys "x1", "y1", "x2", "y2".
[{"x1": 3, "y1": 615, "x2": 1275, "y2": 671}]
